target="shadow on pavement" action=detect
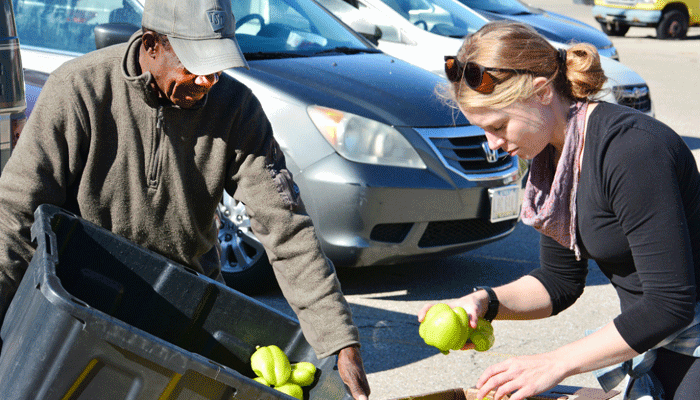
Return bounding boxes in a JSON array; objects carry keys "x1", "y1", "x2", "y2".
[
  {"x1": 335, "y1": 221, "x2": 610, "y2": 299},
  {"x1": 252, "y1": 288, "x2": 438, "y2": 374},
  {"x1": 347, "y1": 303, "x2": 436, "y2": 374},
  {"x1": 253, "y1": 221, "x2": 612, "y2": 374}
]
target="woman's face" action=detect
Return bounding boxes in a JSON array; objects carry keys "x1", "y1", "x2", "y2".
[{"x1": 462, "y1": 95, "x2": 562, "y2": 160}]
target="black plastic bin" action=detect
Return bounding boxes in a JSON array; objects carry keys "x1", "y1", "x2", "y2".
[{"x1": 0, "y1": 204, "x2": 353, "y2": 400}]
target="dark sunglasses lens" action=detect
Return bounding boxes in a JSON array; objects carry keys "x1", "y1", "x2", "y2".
[
  {"x1": 464, "y1": 62, "x2": 483, "y2": 89},
  {"x1": 444, "y1": 57, "x2": 459, "y2": 82}
]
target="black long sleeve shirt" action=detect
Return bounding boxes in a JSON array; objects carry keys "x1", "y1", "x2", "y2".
[{"x1": 530, "y1": 102, "x2": 700, "y2": 353}]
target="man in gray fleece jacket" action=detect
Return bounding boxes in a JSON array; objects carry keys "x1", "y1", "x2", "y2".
[{"x1": 0, "y1": 0, "x2": 370, "y2": 398}]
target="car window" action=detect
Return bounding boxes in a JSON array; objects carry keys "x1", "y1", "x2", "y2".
[
  {"x1": 14, "y1": 0, "x2": 369, "y2": 57},
  {"x1": 233, "y1": 0, "x2": 369, "y2": 56},
  {"x1": 456, "y1": 0, "x2": 531, "y2": 15},
  {"x1": 376, "y1": 0, "x2": 485, "y2": 38},
  {"x1": 13, "y1": 0, "x2": 141, "y2": 54}
]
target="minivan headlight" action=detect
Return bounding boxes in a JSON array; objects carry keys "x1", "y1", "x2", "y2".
[{"x1": 308, "y1": 105, "x2": 426, "y2": 169}]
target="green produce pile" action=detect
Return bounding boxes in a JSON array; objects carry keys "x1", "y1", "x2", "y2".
[
  {"x1": 250, "y1": 344, "x2": 317, "y2": 399},
  {"x1": 419, "y1": 303, "x2": 495, "y2": 354}
]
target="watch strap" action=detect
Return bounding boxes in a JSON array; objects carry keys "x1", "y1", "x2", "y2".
[{"x1": 474, "y1": 286, "x2": 499, "y2": 322}]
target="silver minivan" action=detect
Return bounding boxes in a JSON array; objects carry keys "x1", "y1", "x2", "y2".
[{"x1": 13, "y1": 0, "x2": 527, "y2": 293}]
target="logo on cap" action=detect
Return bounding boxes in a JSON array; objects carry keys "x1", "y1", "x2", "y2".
[{"x1": 207, "y1": 10, "x2": 227, "y2": 32}]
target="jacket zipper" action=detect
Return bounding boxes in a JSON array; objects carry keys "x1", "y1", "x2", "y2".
[{"x1": 148, "y1": 106, "x2": 164, "y2": 187}]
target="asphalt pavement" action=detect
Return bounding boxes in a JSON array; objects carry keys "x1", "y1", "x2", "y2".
[{"x1": 253, "y1": 2, "x2": 700, "y2": 399}]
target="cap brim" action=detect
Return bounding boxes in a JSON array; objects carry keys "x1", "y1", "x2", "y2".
[{"x1": 169, "y1": 35, "x2": 249, "y2": 76}]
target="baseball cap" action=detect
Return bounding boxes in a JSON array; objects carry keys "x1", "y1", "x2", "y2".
[{"x1": 141, "y1": 0, "x2": 249, "y2": 75}]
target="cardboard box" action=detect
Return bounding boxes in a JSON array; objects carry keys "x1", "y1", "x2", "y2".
[{"x1": 389, "y1": 385, "x2": 620, "y2": 400}]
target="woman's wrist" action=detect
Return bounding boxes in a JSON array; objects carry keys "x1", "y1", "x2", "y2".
[
  {"x1": 469, "y1": 288, "x2": 492, "y2": 319},
  {"x1": 473, "y1": 286, "x2": 499, "y2": 321}
]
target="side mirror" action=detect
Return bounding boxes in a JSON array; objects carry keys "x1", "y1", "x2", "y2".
[
  {"x1": 94, "y1": 23, "x2": 140, "y2": 50},
  {"x1": 349, "y1": 19, "x2": 383, "y2": 45}
]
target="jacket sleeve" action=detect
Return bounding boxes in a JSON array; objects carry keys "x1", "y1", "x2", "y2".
[
  {"x1": 0, "y1": 72, "x2": 86, "y2": 320},
  {"x1": 227, "y1": 93, "x2": 360, "y2": 358}
]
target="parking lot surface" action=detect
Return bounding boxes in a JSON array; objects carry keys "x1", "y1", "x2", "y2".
[{"x1": 253, "y1": 2, "x2": 700, "y2": 398}]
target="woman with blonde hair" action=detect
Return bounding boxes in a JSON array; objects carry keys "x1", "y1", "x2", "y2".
[{"x1": 419, "y1": 21, "x2": 700, "y2": 400}]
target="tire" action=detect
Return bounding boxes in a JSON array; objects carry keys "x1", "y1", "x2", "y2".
[
  {"x1": 599, "y1": 21, "x2": 629, "y2": 37},
  {"x1": 217, "y1": 193, "x2": 278, "y2": 295},
  {"x1": 656, "y1": 9, "x2": 688, "y2": 39}
]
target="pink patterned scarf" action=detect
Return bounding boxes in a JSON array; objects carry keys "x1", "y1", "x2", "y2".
[{"x1": 520, "y1": 101, "x2": 588, "y2": 260}]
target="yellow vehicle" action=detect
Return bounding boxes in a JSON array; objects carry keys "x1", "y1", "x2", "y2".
[{"x1": 593, "y1": 0, "x2": 700, "y2": 39}]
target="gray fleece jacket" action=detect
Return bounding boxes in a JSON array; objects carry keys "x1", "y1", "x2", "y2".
[{"x1": 0, "y1": 32, "x2": 359, "y2": 358}]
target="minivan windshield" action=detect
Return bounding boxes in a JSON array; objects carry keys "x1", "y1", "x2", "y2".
[{"x1": 233, "y1": 0, "x2": 377, "y2": 59}]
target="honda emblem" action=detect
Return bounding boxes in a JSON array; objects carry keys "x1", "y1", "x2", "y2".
[{"x1": 482, "y1": 141, "x2": 499, "y2": 163}]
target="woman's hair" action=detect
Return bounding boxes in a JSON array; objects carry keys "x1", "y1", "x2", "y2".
[{"x1": 445, "y1": 21, "x2": 607, "y2": 109}]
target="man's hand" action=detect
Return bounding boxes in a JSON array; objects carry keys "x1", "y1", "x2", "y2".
[{"x1": 337, "y1": 345, "x2": 370, "y2": 400}]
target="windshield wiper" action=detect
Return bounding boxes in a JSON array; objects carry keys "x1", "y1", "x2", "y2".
[
  {"x1": 314, "y1": 47, "x2": 382, "y2": 56},
  {"x1": 243, "y1": 52, "x2": 312, "y2": 60}
]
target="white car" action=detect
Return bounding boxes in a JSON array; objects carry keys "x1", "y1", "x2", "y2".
[{"x1": 319, "y1": 0, "x2": 654, "y2": 116}]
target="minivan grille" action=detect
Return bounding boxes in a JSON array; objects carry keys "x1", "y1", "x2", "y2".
[
  {"x1": 429, "y1": 135, "x2": 513, "y2": 175},
  {"x1": 615, "y1": 85, "x2": 652, "y2": 113},
  {"x1": 370, "y1": 223, "x2": 413, "y2": 243},
  {"x1": 418, "y1": 218, "x2": 517, "y2": 248}
]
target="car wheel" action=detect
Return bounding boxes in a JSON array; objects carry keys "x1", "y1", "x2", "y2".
[
  {"x1": 600, "y1": 22, "x2": 629, "y2": 37},
  {"x1": 656, "y1": 9, "x2": 688, "y2": 39},
  {"x1": 217, "y1": 193, "x2": 277, "y2": 294}
]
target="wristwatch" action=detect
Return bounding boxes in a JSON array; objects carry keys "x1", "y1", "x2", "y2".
[{"x1": 473, "y1": 286, "x2": 499, "y2": 322}]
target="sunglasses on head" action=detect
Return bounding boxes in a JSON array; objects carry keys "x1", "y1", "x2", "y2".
[{"x1": 444, "y1": 56, "x2": 533, "y2": 94}]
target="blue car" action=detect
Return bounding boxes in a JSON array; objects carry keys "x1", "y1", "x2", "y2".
[{"x1": 456, "y1": 0, "x2": 619, "y2": 60}]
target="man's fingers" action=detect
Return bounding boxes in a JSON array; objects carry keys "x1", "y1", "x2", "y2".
[
  {"x1": 337, "y1": 346, "x2": 371, "y2": 400},
  {"x1": 346, "y1": 378, "x2": 370, "y2": 400}
]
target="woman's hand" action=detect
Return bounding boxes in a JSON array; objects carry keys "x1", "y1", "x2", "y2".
[
  {"x1": 417, "y1": 290, "x2": 490, "y2": 330},
  {"x1": 475, "y1": 322, "x2": 639, "y2": 400},
  {"x1": 337, "y1": 345, "x2": 371, "y2": 400},
  {"x1": 475, "y1": 352, "x2": 568, "y2": 400}
]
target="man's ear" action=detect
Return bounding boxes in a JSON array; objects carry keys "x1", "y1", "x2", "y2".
[
  {"x1": 532, "y1": 76, "x2": 553, "y2": 106},
  {"x1": 141, "y1": 31, "x2": 158, "y2": 57}
]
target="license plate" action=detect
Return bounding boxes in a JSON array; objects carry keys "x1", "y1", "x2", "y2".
[{"x1": 489, "y1": 185, "x2": 521, "y2": 223}]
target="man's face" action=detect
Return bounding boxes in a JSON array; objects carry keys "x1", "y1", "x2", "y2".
[{"x1": 149, "y1": 39, "x2": 222, "y2": 109}]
